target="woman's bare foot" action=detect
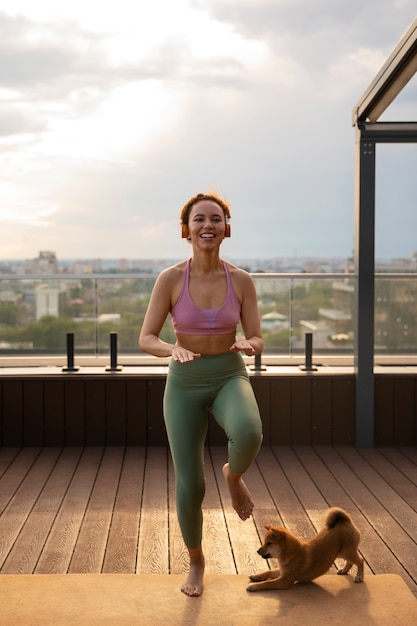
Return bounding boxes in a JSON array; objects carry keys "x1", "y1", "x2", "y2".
[
  {"x1": 181, "y1": 547, "x2": 205, "y2": 597},
  {"x1": 222, "y1": 463, "x2": 254, "y2": 520}
]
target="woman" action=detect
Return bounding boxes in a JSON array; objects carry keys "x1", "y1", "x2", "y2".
[{"x1": 139, "y1": 192, "x2": 263, "y2": 597}]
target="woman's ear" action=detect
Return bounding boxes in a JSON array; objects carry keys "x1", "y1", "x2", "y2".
[
  {"x1": 181, "y1": 224, "x2": 189, "y2": 238},
  {"x1": 224, "y1": 223, "x2": 231, "y2": 238}
]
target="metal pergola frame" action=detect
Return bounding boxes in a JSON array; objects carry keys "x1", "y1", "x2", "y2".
[{"x1": 352, "y1": 18, "x2": 417, "y2": 446}]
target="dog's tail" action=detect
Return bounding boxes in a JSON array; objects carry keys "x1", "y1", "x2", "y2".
[{"x1": 325, "y1": 507, "x2": 352, "y2": 529}]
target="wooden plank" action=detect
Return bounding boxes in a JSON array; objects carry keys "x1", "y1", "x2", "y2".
[
  {"x1": 312, "y1": 379, "x2": 332, "y2": 445},
  {"x1": 210, "y1": 447, "x2": 264, "y2": 576},
  {"x1": 23, "y1": 381, "x2": 44, "y2": 446},
  {"x1": 270, "y1": 378, "x2": 291, "y2": 445},
  {"x1": 106, "y1": 380, "x2": 126, "y2": 445},
  {"x1": 332, "y1": 378, "x2": 355, "y2": 445},
  {"x1": 273, "y1": 446, "x2": 329, "y2": 528},
  {"x1": 291, "y1": 379, "x2": 312, "y2": 444},
  {"x1": 136, "y1": 447, "x2": 169, "y2": 574},
  {"x1": 44, "y1": 381, "x2": 65, "y2": 446},
  {"x1": 126, "y1": 379, "x2": 147, "y2": 445},
  {"x1": 273, "y1": 446, "x2": 354, "y2": 578},
  {"x1": 69, "y1": 447, "x2": 125, "y2": 573},
  {"x1": 316, "y1": 446, "x2": 417, "y2": 590},
  {"x1": 64, "y1": 380, "x2": 85, "y2": 445},
  {"x1": 202, "y1": 450, "x2": 237, "y2": 574},
  {"x1": 0, "y1": 444, "x2": 415, "y2": 597},
  {"x1": 166, "y1": 447, "x2": 236, "y2": 575},
  {"x1": 0, "y1": 382, "x2": 2, "y2": 445},
  {"x1": 0, "y1": 448, "x2": 60, "y2": 570},
  {"x1": 0, "y1": 448, "x2": 20, "y2": 481},
  {"x1": 294, "y1": 446, "x2": 377, "y2": 577},
  {"x1": 102, "y1": 447, "x2": 146, "y2": 573},
  {"x1": 0, "y1": 448, "x2": 40, "y2": 514},
  {"x1": 394, "y1": 379, "x2": 415, "y2": 445},
  {"x1": 35, "y1": 447, "x2": 104, "y2": 573},
  {"x1": 146, "y1": 380, "x2": 167, "y2": 445},
  {"x1": 2, "y1": 380, "x2": 23, "y2": 446},
  {"x1": 256, "y1": 447, "x2": 309, "y2": 538},
  {"x1": 1, "y1": 448, "x2": 82, "y2": 574},
  {"x1": 367, "y1": 448, "x2": 417, "y2": 501},
  {"x1": 337, "y1": 446, "x2": 417, "y2": 581},
  {"x1": 375, "y1": 378, "x2": 394, "y2": 445},
  {"x1": 269, "y1": 446, "x2": 344, "y2": 577},
  {"x1": 85, "y1": 380, "x2": 106, "y2": 446},
  {"x1": 399, "y1": 446, "x2": 417, "y2": 466},
  {"x1": 377, "y1": 447, "x2": 417, "y2": 487}
]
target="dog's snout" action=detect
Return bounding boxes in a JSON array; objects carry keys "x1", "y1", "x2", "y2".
[{"x1": 258, "y1": 548, "x2": 271, "y2": 559}]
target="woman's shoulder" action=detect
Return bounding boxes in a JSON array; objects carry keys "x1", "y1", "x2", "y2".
[
  {"x1": 223, "y1": 261, "x2": 255, "y2": 301},
  {"x1": 160, "y1": 259, "x2": 187, "y2": 276},
  {"x1": 223, "y1": 260, "x2": 252, "y2": 282},
  {"x1": 156, "y1": 260, "x2": 187, "y2": 287}
]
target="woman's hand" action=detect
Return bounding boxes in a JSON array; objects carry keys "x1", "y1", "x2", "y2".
[
  {"x1": 229, "y1": 340, "x2": 256, "y2": 356},
  {"x1": 171, "y1": 345, "x2": 201, "y2": 363}
]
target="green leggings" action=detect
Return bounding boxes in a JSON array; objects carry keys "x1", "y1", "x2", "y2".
[{"x1": 163, "y1": 351, "x2": 263, "y2": 548}]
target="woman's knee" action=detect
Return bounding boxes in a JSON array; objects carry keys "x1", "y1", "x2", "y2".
[
  {"x1": 177, "y1": 473, "x2": 206, "y2": 508},
  {"x1": 234, "y1": 424, "x2": 262, "y2": 454}
]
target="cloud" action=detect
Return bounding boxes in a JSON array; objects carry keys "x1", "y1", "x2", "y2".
[{"x1": 0, "y1": 2, "x2": 416, "y2": 260}]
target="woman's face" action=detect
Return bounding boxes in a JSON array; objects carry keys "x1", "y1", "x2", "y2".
[{"x1": 187, "y1": 200, "x2": 227, "y2": 247}]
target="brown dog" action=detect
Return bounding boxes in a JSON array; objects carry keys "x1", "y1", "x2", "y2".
[{"x1": 247, "y1": 507, "x2": 364, "y2": 591}]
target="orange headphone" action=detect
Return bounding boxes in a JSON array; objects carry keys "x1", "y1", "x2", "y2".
[{"x1": 180, "y1": 193, "x2": 231, "y2": 239}]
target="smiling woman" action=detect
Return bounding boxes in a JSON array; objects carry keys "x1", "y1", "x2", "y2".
[{"x1": 139, "y1": 191, "x2": 264, "y2": 597}]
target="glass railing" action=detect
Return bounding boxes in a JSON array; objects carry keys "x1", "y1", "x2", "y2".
[{"x1": 0, "y1": 272, "x2": 416, "y2": 364}]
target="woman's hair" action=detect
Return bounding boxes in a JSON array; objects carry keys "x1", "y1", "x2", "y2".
[{"x1": 180, "y1": 192, "x2": 231, "y2": 226}]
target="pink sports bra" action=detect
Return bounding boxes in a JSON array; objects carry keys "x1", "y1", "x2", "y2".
[{"x1": 170, "y1": 259, "x2": 241, "y2": 335}]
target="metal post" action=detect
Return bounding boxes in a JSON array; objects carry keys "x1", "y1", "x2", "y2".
[
  {"x1": 62, "y1": 332, "x2": 79, "y2": 372},
  {"x1": 249, "y1": 352, "x2": 266, "y2": 372},
  {"x1": 299, "y1": 332, "x2": 317, "y2": 371},
  {"x1": 354, "y1": 125, "x2": 375, "y2": 446},
  {"x1": 106, "y1": 332, "x2": 122, "y2": 372}
]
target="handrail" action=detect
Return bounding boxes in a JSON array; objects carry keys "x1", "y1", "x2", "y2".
[{"x1": 1, "y1": 271, "x2": 416, "y2": 365}]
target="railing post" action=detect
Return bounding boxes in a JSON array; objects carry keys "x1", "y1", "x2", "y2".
[
  {"x1": 62, "y1": 332, "x2": 79, "y2": 372},
  {"x1": 299, "y1": 332, "x2": 317, "y2": 372},
  {"x1": 249, "y1": 352, "x2": 266, "y2": 372},
  {"x1": 106, "y1": 332, "x2": 122, "y2": 372}
]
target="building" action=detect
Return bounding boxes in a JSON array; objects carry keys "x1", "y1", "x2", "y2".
[{"x1": 25, "y1": 251, "x2": 58, "y2": 274}]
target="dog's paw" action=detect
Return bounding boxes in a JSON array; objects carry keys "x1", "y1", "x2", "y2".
[
  {"x1": 354, "y1": 574, "x2": 363, "y2": 583},
  {"x1": 337, "y1": 568, "x2": 348, "y2": 576},
  {"x1": 246, "y1": 583, "x2": 258, "y2": 592},
  {"x1": 248, "y1": 575, "x2": 263, "y2": 583}
]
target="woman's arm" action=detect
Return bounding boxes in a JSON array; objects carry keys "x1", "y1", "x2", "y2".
[
  {"x1": 139, "y1": 270, "x2": 176, "y2": 357},
  {"x1": 230, "y1": 270, "x2": 264, "y2": 356}
]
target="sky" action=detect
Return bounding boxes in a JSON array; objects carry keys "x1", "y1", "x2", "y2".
[{"x1": 1, "y1": 0, "x2": 416, "y2": 261}]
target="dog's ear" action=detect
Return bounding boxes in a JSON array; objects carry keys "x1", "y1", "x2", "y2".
[
  {"x1": 271, "y1": 528, "x2": 286, "y2": 540},
  {"x1": 264, "y1": 525, "x2": 272, "y2": 531}
]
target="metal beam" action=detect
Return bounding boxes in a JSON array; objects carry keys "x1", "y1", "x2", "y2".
[
  {"x1": 353, "y1": 18, "x2": 417, "y2": 124},
  {"x1": 358, "y1": 121, "x2": 417, "y2": 142},
  {"x1": 354, "y1": 127, "x2": 376, "y2": 447}
]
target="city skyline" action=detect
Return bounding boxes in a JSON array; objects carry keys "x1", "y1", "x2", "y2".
[
  {"x1": 2, "y1": 249, "x2": 417, "y2": 277},
  {"x1": 1, "y1": 2, "x2": 416, "y2": 261}
]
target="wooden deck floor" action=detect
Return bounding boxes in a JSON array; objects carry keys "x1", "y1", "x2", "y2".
[{"x1": 1, "y1": 446, "x2": 416, "y2": 599}]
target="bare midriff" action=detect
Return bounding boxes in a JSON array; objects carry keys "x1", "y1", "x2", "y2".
[{"x1": 175, "y1": 331, "x2": 237, "y2": 356}]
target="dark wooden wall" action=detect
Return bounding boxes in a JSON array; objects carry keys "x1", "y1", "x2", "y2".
[{"x1": 0, "y1": 372, "x2": 416, "y2": 447}]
